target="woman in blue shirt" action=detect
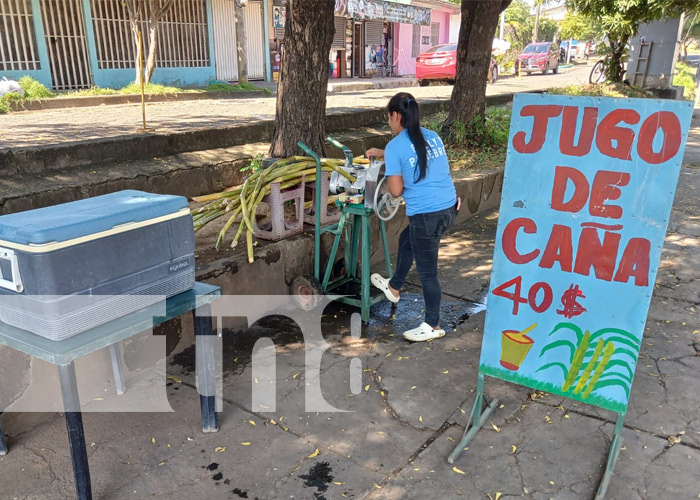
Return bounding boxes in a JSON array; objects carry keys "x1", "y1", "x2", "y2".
[{"x1": 367, "y1": 92, "x2": 459, "y2": 342}]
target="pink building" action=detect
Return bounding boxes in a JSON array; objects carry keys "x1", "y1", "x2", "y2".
[
  {"x1": 393, "y1": 1, "x2": 460, "y2": 77},
  {"x1": 331, "y1": 0, "x2": 461, "y2": 79}
]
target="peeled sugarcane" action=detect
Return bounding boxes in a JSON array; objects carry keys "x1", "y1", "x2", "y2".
[{"x1": 193, "y1": 155, "x2": 356, "y2": 263}]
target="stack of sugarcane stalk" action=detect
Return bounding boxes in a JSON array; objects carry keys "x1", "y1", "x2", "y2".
[{"x1": 192, "y1": 155, "x2": 356, "y2": 263}]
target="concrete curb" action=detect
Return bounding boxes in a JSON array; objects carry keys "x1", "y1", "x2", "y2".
[
  {"x1": 9, "y1": 90, "x2": 266, "y2": 112},
  {"x1": 0, "y1": 92, "x2": 520, "y2": 176}
]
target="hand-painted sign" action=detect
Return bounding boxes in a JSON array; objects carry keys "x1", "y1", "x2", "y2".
[
  {"x1": 341, "y1": 0, "x2": 431, "y2": 26},
  {"x1": 479, "y1": 94, "x2": 693, "y2": 413}
]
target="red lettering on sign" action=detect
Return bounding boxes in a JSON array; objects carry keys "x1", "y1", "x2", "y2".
[
  {"x1": 595, "y1": 109, "x2": 640, "y2": 161},
  {"x1": 539, "y1": 224, "x2": 573, "y2": 272},
  {"x1": 492, "y1": 275, "x2": 528, "y2": 315},
  {"x1": 502, "y1": 218, "x2": 540, "y2": 264},
  {"x1": 559, "y1": 106, "x2": 598, "y2": 157},
  {"x1": 637, "y1": 111, "x2": 683, "y2": 164},
  {"x1": 573, "y1": 227, "x2": 622, "y2": 281},
  {"x1": 551, "y1": 166, "x2": 589, "y2": 213},
  {"x1": 614, "y1": 238, "x2": 651, "y2": 287},
  {"x1": 589, "y1": 171, "x2": 630, "y2": 219},
  {"x1": 512, "y1": 105, "x2": 563, "y2": 154}
]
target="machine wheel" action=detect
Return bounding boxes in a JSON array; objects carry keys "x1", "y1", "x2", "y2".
[
  {"x1": 373, "y1": 175, "x2": 401, "y2": 222},
  {"x1": 291, "y1": 275, "x2": 324, "y2": 311}
]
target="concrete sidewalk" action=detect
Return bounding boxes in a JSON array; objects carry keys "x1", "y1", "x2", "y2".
[{"x1": 0, "y1": 106, "x2": 698, "y2": 500}]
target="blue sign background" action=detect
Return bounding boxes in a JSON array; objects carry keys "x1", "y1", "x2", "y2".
[{"x1": 479, "y1": 94, "x2": 693, "y2": 413}]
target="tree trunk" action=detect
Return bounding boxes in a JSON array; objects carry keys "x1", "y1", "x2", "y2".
[
  {"x1": 607, "y1": 34, "x2": 629, "y2": 83},
  {"x1": 444, "y1": 0, "x2": 512, "y2": 135},
  {"x1": 234, "y1": 0, "x2": 249, "y2": 84},
  {"x1": 269, "y1": 0, "x2": 334, "y2": 157},
  {"x1": 124, "y1": 0, "x2": 143, "y2": 85},
  {"x1": 533, "y1": 3, "x2": 541, "y2": 42},
  {"x1": 145, "y1": 20, "x2": 159, "y2": 84}
]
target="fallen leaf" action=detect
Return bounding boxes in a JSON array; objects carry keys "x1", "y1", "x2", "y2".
[
  {"x1": 308, "y1": 448, "x2": 320, "y2": 458},
  {"x1": 495, "y1": 493, "x2": 502, "y2": 500},
  {"x1": 151, "y1": 438, "x2": 156, "y2": 444},
  {"x1": 490, "y1": 422, "x2": 501, "y2": 432},
  {"x1": 419, "y1": 416, "x2": 423, "y2": 422},
  {"x1": 166, "y1": 375, "x2": 182, "y2": 383},
  {"x1": 215, "y1": 446, "x2": 228, "y2": 452},
  {"x1": 332, "y1": 481, "x2": 344, "y2": 485},
  {"x1": 512, "y1": 445, "x2": 517, "y2": 454},
  {"x1": 452, "y1": 466, "x2": 466, "y2": 474},
  {"x1": 442, "y1": 370, "x2": 449, "y2": 374},
  {"x1": 373, "y1": 484, "x2": 382, "y2": 489},
  {"x1": 240, "y1": 443, "x2": 251, "y2": 447},
  {"x1": 411, "y1": 386, "x2": 417, "y2": 390},
  {"x1": 293, "y1": 373, "x2": 300, "y2": 379},
  {"x1": 249, "y1": 420, "x2": 256, "y2": 426},
  {"x1": 365, "y1": 384, "x2": 370, "y2": 392},
  {"x1": 187, "y1": 437, "x2": 194, "y2": 441},
  {"x1": 549, "y1": 480, "x2": 555, "y2": 485},
  {"x1": 254, "y1": 377, "x2": 259, "y2": 384}
]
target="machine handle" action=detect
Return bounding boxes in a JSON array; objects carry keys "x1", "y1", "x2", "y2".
[
  {"x1": 298, "y1": 142, "x2": 324, "y2": 282},
  {"x1": 0, "y1": 247, "x2": 23, "y2": 293},
  {"x1": 326, "y1": 136, "x2": 354, "y2": 166}
]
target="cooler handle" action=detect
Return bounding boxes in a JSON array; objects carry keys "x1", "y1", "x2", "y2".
[{"x1": 0, "y1": 248, "x2": 23, "y2": 293}]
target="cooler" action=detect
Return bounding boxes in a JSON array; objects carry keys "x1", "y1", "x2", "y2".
[{"x1": 0, "y1": 190, "x2": 195, "y2": 340}]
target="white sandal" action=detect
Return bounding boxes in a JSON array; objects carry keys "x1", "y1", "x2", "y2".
[
  {"x1": 403, "y1": 322, "x2": 446, "y2": 342},
  {"x1": 371, "y1": 273, "x2": 400, "y2": 304}
]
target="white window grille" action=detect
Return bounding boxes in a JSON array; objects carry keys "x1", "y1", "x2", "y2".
[{"x1": 0, "y1": 0, "x2": 41, "y2": 71}]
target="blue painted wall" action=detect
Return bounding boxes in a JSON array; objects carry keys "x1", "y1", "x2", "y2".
[
  {"x1": 0, "y1": 0, "x2": 52, "y2": 88},
  {"x1": 1, "y1": 0, "x2": 217, "y2": 90}
]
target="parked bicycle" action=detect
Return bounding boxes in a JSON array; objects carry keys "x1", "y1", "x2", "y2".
[{"x1": 589, "y1": 55, "x2": 626, "y2": 84}]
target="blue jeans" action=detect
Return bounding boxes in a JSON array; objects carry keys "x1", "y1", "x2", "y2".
[{"x1": 389, "y1": 204, "x2": 457, "y2": 328}]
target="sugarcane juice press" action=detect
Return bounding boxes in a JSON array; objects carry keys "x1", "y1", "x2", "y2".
[{"x1": 294, "y1": 139, "x2": 401, "y2": 323}]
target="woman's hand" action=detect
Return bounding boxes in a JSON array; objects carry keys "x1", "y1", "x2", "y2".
[{"x1": 365, "y1": 148, "x2": 384, "y2": 159}]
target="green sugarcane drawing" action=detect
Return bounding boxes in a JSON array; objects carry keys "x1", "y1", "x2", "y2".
[
  {"x1": 583, "y1": 342, "x2": 616, "y2": 398},
  {"x1": 537, "y1": 323, "x2": 632, "y2": 405},
  {"x1": 574, "y1": 338, "x2": 604, "y2": 395},
  {"x1": 562, "y1": 330, "x2": 590, "y2": 392}
]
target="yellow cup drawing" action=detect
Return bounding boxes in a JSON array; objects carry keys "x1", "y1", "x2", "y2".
[{"x1": 500, "y1": 323, "x2": 537, "y2": 371}]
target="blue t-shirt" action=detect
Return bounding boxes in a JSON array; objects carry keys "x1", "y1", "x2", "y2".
[{"x1": 384, "y1": 128, "x2": 457, "y2": 216}]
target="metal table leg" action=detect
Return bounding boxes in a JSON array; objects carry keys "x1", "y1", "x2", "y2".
[
  {"x1": 193, "y1": 304, "x2": 219, "y2": 433},
  {"x1": 108, "y1": 343, "x2": 125, "y2": 395},
  {"x1": 58, "y1": 362, "x2": 92, "y2": 500},
  {"x1": 0, "y1": 414, "x2": 7, "y2": 455}
]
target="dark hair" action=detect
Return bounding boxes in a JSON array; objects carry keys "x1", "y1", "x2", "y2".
[{"x1": 388, "y1": 92, "x2": 428, "y2": 182}]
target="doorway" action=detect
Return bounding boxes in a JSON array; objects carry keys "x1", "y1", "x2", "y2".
[{"x1": 353, "y1": 22, "x2": 363, "y2": 77}]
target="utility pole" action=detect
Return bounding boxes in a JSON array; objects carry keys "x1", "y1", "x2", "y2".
[
  {"x1": 499, "y1": 10, "x2": 505, "y2": 40},
  {"x1": 533, "y1": 2, "x2": 541, "y2": 42}
]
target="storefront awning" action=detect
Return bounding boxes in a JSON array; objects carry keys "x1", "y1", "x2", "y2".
[{"x1": 335, "y1": 0, "x2": 431, "y2": 26}]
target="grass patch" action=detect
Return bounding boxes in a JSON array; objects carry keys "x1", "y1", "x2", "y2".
[
  {"x1": 19, "y1": 76, "x2": 53, "y2": 98},
  {"x1": 547, "y1": 82, "x2": 653, "y2": 99},
  {"x1": 206, "y1": 81, "x2": 272, "y2": 96},
  {"x1": 425, "y1": 106, "x2": 511, "y2": 178},
  {"x1": 67, "y1": 82, "x2": 183, "y2": 97},
  {"x1": 673, "y1": 62, "x2": 697, "y2": 101}
]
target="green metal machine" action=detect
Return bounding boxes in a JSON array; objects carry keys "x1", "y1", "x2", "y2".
[{"x1": 292, "y1": 140, "x2": 401, "y2": 323}]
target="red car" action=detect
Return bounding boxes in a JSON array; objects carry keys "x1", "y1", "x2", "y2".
[
  {"x1": 416, "y1": 44, "x2": 498, "y2": 86},
  {"x1": 515, "y1": 42, "x2": 560, "y2": 75}
]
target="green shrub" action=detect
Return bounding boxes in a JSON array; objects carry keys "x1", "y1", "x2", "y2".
[
  {"x1": 548, "y1": 83, "x2": 653, "y2": 99},
  {"x1": 0, "y1": 100, "x2": 10, "y2": 114},
  {"x1": 119, "y1": 83, "x2": 181, "y2": 95},
  {"x1": 673, "y1": 62, "x2": 697, "y2": 101},
  {"x1": 18, "y1": 76, "x2": 53, "y2": 99},
  {"x1": 206, "y1": 81, "x2": 272, "y2": 96}
]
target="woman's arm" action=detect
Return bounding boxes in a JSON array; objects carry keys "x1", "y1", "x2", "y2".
[
  {"x1": 387, "y1": 175, "x2": 403, "y2": 197},
  {"x1": 365, "y1": 148, "x2": 384, "y2": 159}
]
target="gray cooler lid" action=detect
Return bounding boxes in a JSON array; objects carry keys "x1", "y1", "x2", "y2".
[{"x1": 0, "y1": 190, "x2": 189, "y2": 245}]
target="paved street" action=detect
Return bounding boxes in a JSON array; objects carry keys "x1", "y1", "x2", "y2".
[
  {"x1": 0, "y1": 65, "x2": 591, "y2": 150},
  {"x1": 1, "y1": 103, "x2": 698, "y2": 500}
]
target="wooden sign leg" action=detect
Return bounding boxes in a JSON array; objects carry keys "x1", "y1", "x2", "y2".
[
  {"x1": 448, "y1": 372, "x2": 500, "y2": 464},
  {"x1": 594, "y1": 412, "x2": 625, "y2": 499}
]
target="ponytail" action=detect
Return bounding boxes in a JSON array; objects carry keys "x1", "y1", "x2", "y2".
[{"x1": 387, "y1": 92, "x2": 428, "y2": 182}]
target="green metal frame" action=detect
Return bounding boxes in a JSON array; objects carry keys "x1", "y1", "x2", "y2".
[
  {"x1": 297, "y1": 141, "x2": 393, "y2": 323},
  {"x1": 448, "y1": 370, "x2": 626, "y2": 499}
]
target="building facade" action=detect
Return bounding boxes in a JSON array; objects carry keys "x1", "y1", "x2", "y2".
[{"x1": 0, "y1": 0, "x2": 271, "y2": 91}]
